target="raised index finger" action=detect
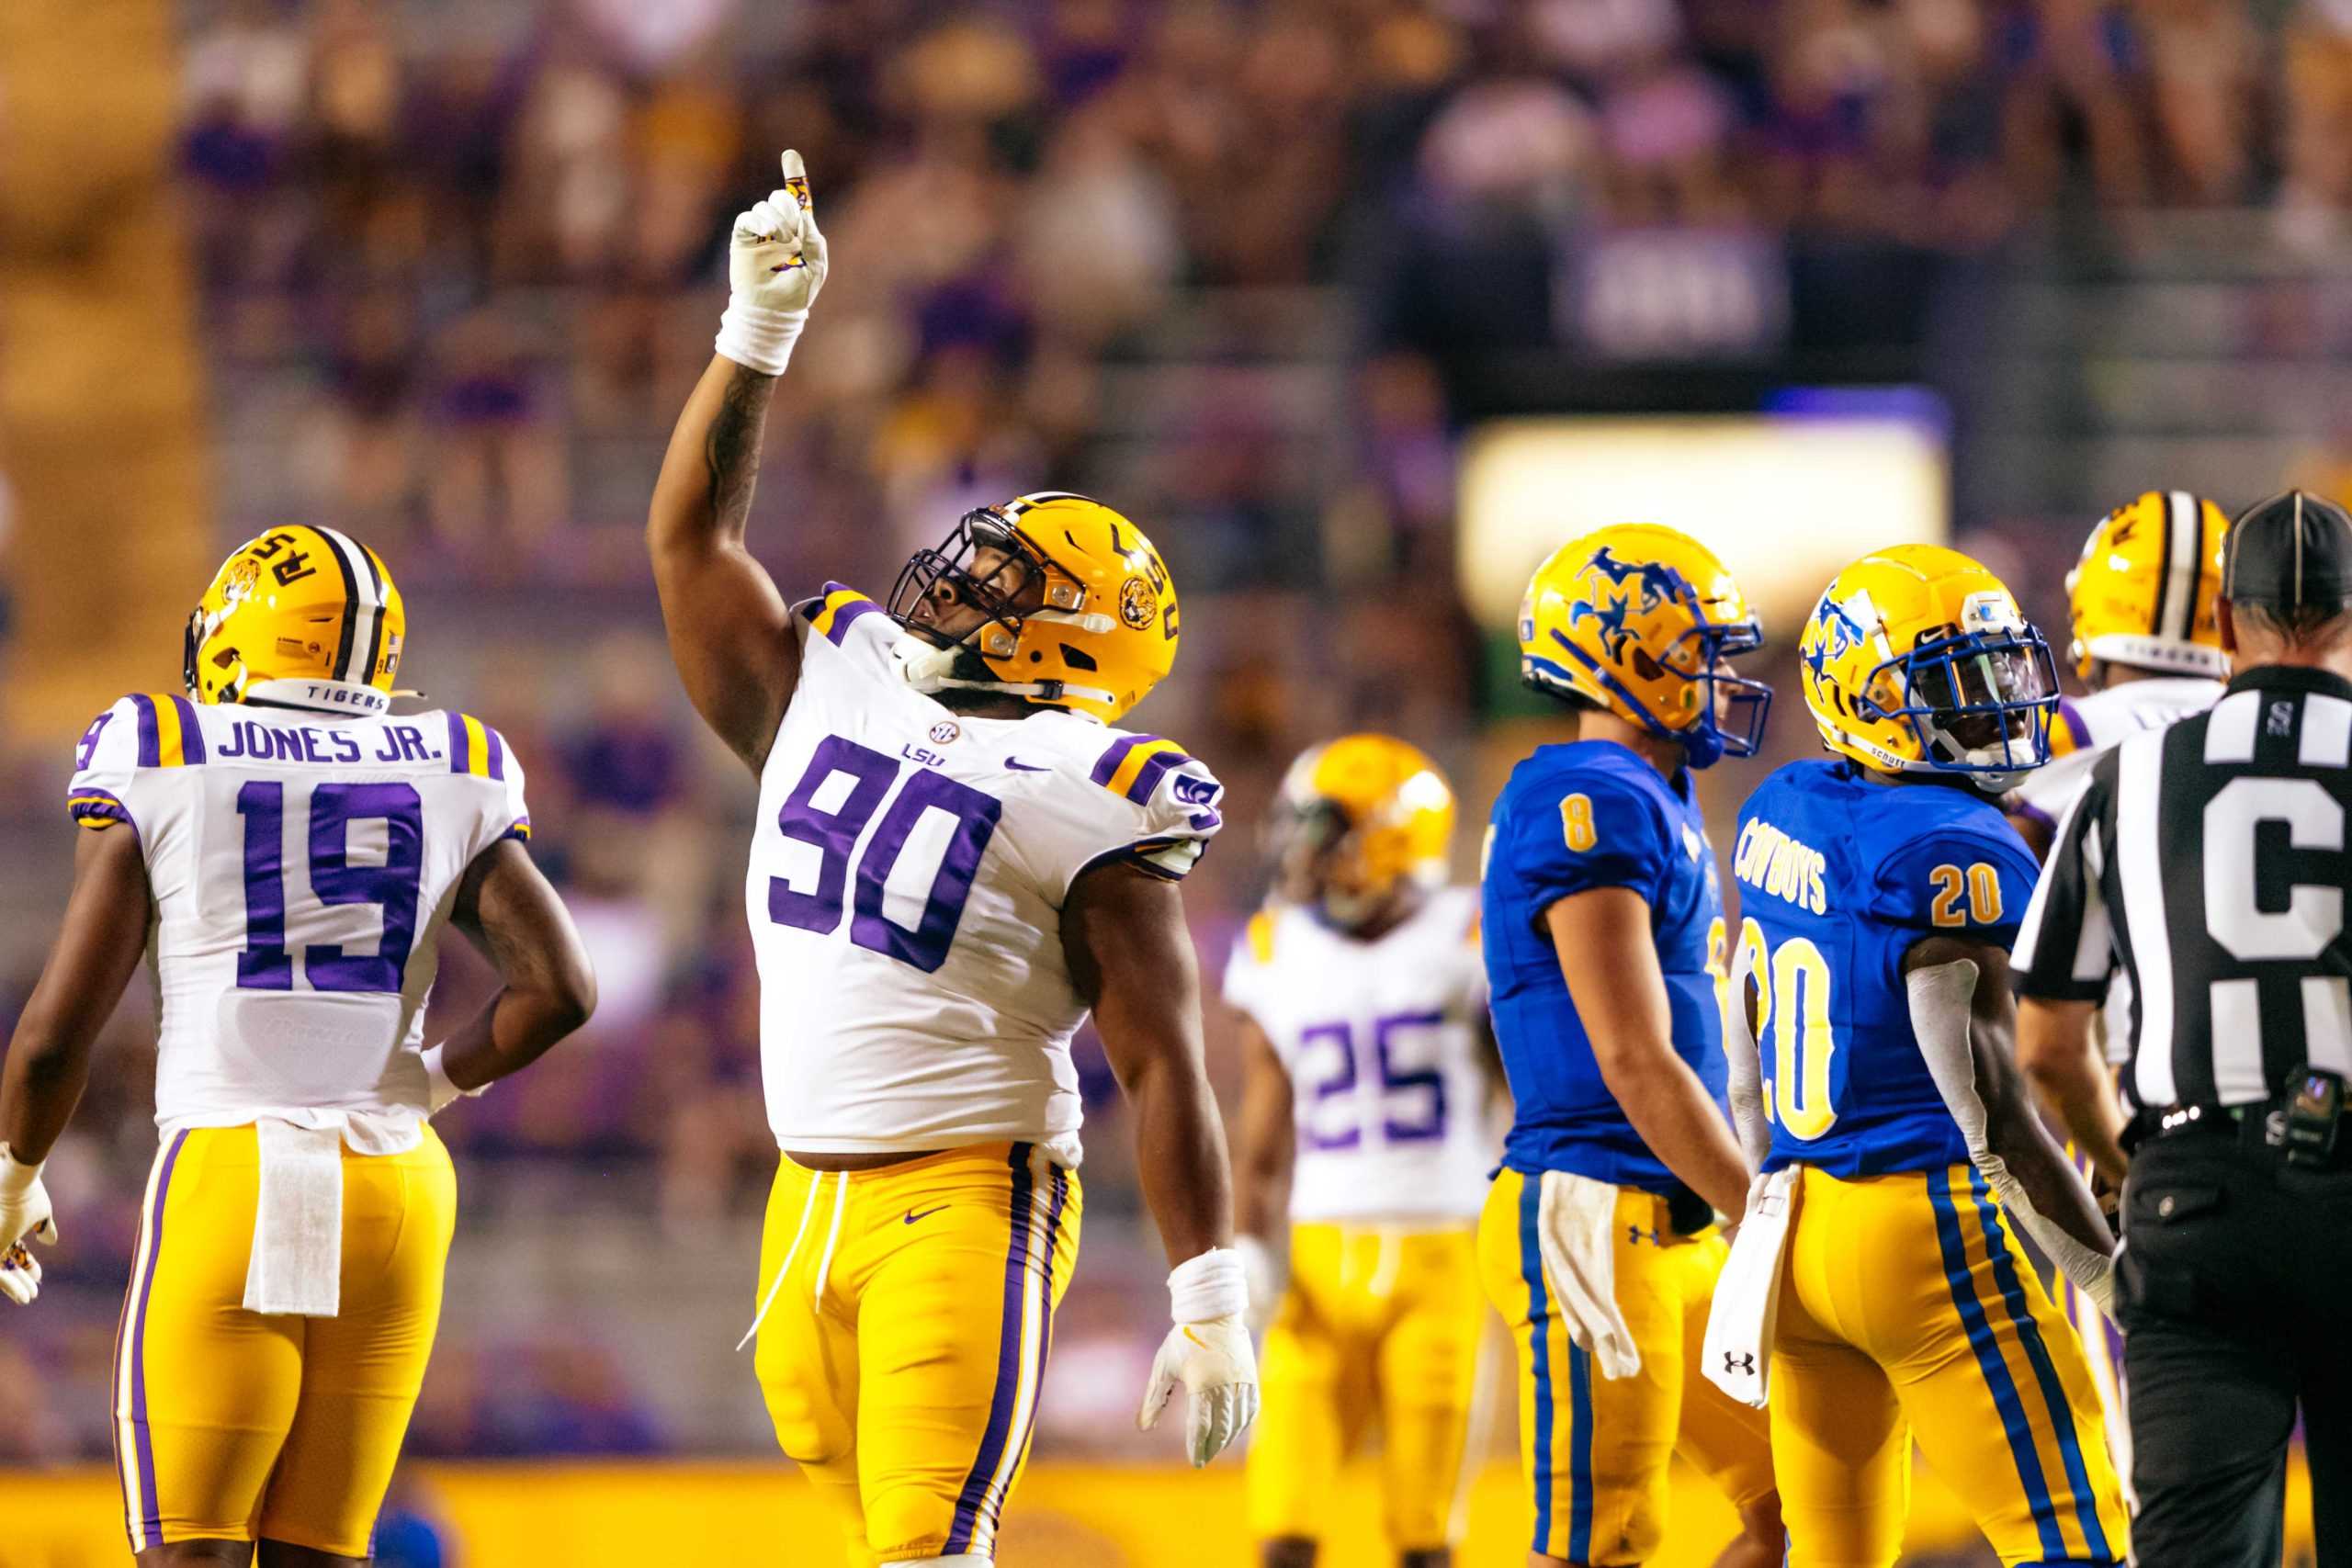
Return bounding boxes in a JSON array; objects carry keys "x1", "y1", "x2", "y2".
[{"x1": 781, "y1": 149, "x2": 810, "y2": 212}]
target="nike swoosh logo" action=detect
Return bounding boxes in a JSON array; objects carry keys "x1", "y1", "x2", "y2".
[
  {"x1": 903, "y1": 1205, "x2": 949, "y2": 1224},
  {"x1": 1004, "y1": 759, "x2": 1052, "y2": 773}
]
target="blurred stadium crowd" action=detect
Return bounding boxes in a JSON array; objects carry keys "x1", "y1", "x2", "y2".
[{"x1": 7, "y1": 0, "x2": 2352, "y2": 1465}]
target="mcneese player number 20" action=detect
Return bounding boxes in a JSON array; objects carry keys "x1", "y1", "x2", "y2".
[{"x1": 645, "y1": 152, "x2": 1257, "y2": 1568}]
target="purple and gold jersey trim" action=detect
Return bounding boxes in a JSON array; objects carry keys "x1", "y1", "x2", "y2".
[
  {"x1": 445, "y1": 713, "x2": 506, "y2": 779},
  {"x1": 67, "y1": 788, "x2": 138, "y2": 837},
  {"x1": 1089, "y1": 735, "x2": 1193, "y2": 805},
  {"x1": 499, "y1": 816, "x2": 532, "y2": 843},
  {"x1": 129, "y1": 693, "x2": 206, "y2": 768},
  {"x1": 801, "y1": 582, "x2": 883, "y2": 646}
]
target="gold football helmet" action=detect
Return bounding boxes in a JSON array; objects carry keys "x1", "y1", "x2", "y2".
[
  {"x1": 888, "y1": 491, "x2": 1178, "y2": 724},
  {"x1": 1272, "y1": 734, "x2": 1455, "y2": 925},
  {"x1": 1518, "y1": 523, "x2": 1770, "y2": 768},
  {"x1": 184, "y1": 526, "x2": 406, "y2": 716},
  {"x1": 2065, "y1": 490, "x2": 2230, "y2": 682},
  {"x1": 1799, "y1": 544, "x2": 2057, "y2": 792}
]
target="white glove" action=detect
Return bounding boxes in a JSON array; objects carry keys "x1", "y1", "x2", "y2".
[
  {"x1": 420, "y1": 1044, "x2": 486, "y2": 1117},
  {"x1": 1137, "y1": 1247, "x2": 1261, "y2": 1466},
  {"x1": 0, "y1": 1145, "x2": 57, "y2": 1307},
  {"x1": 1234, "y1": 1233, "x2": 1282, "y2": 1336},
  {"x1": 715, "y1": 149, "x2": 830, "y2": 376}
]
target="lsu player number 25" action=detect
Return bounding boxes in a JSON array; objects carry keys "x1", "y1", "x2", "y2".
[
  {"x1": 645, "y1": 151, "x2": 1255, "y2": 1568},
  {"x1": 0, "y1": 528, "x2": 594, "y2": 1563},
  {"x1": 1708, "y1": 545, "x2": 2130, "y2": 1568},
  {"x1": 1227, "y1": 737, "x2": 1500, "y2": 1568}
]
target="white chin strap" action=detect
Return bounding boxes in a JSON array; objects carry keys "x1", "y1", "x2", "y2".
[
  {"x1": 243, "y1": 677, "x2": 392, "y2": 716},
  {"x1": 889, "y1": 631, "x2": 1116, "y2": 712}
]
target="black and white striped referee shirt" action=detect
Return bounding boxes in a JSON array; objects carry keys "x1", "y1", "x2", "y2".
[{"x1": 2013, "y1": 665, "x2": 2352, "y2": 1111}]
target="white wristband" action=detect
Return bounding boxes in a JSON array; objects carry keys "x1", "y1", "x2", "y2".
[
  {"x1": 420, "y1": 1045, "x2": 484, "y2": 1113},
  {"x1": 714, "y1": 302, "x2": 806, "y2": 378},
  {"x1": 0, "y1": 1145, "x2": 41, "y2": 1198},
  {"x1": 1168, "y1": 1247, "x2": 1249, "y2": 1325}
]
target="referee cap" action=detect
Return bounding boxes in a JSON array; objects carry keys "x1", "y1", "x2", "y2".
[{"x1": 2221, "y1": 490, "x2": 2352, "y2": 613}]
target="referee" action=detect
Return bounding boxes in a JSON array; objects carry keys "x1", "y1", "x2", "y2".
[{"x1": 2015, "y1": 489, "x2": 2352, "y2": 1567}]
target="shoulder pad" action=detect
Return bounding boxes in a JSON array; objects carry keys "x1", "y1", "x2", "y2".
[
  {"x1": 440, "y1": 712, "x2": 516, "y2": 781},
  {"x1": 797, "y1": 581, "x2": 888, "y2": 648}
]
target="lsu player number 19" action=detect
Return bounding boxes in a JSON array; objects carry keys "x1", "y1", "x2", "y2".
[
  {"x1": 646, "y1": 152, "x2": 1255, "y2": 1568},
  {"x1": 1705, "y1": 545, "x2": 2130, "y2": 1568},
  {"x1": 1479, "y1": 526, "x2": 1784, "y2": 1568},
  {"x1": 0, "y1": 528, "x2": 595, "y2": 1563},
  {"x1": 1227, "y1": 736, "x2": 1500, "y2": 1568}
]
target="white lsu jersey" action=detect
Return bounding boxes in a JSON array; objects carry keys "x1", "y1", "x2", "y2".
[
  {"x1": 2014, "y1": 675, "x2": 2223, "y2": 1061},
  {"x1": 66, "y1": 693, "x2": 531, "y2": 1153},
  {"x1": 1223, "y1": 886, "x2": 1496, "y2": 1224},
  {"x1": 749, "y1": 584, "x2": 1225, "y2": 1166}
]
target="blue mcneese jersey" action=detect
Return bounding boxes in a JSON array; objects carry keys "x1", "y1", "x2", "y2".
[
  {"x1": 1734, "y1": 761, "x2": 2041, "y2": 1178},
  {"x1": 1483, "y1": 740, "x2": 1729, "y2": 1192}
]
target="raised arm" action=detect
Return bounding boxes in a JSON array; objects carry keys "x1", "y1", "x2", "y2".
[
  {"x1": 422, "y1": 838, "x2": 597, "y2": 1105},
  {"x1": 647, "y1": 151, "x2": 829, "y2": 770},
  {"x1": 1063, "y1": 859, "x2": 1258, "y2": 1466},
  {"x1": 1548, "y1": 887, "x2": 1752, "y2": 1217}
]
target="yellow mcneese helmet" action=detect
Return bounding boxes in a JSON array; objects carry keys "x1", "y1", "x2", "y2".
[
  {"x1": 1518, "y1": 523, "x2": 1770, "y2": 768},
  {"x1": 1273, "y1": 734, "x2": 1455, "y2": 919},
  {"x1": 1799, "y1": 543, "x2": 2059, "y2": 792},
  {"x1": 184, "y1": 526, "x2": 406, "y2": 716},
  {"x1": 888, "y1": 491, "x2": 1178, "y2": 724},
  {"x1": 2065, "y1": 490, "x2": 2231, "y2": 682}
]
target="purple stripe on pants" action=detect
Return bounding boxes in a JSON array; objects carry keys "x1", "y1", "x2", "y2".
[
  {"x1": 944, "y1": 1143, "x2": 1037, "y2": 1554},
  {"x1": 128, "y1": 1130, "x2": 187, "y2": 1549},
  {"x1": 982, "y1": 1164, "x2": 1069, "y2": 1543}
]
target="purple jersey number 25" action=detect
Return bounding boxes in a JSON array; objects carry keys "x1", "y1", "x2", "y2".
[
  {"x1": 768, "y1": 735, "x2": 1002, "y2": 975},
  {"x1": 236, "y1": 780, "x2": 423, "y2": 994},
  {"x1": 1296, "y1": 1010, "x2": 1450, "y2": 1150}
]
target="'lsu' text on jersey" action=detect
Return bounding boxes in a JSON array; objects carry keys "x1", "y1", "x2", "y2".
[
  {"x1": 1735, "y1": 761, "x2": 2041, "y2": 1177},
  {"x1": 1483, "y1": 740, "x2": 1727, "y2": 1191},
  {"x1": 1223, "y1": 887, "x2": 1494, "y2": 1554},
  {"x1": 745, "y1": 585, "x2": 1220, "y2": 1565},
  {"x1": 66, "y1": 693, "x2": 525, "y2": 1557}
]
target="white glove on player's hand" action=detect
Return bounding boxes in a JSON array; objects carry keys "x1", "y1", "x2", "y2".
[
  {"x1": 1138, "y1": 1314, "x2": 1260, "y2": 1467},
  {"x1": 0, "y1": 1145, "x2": 58, "y2": 1307},
  {"x1": 716, "y1": 149, "x2": 829, "y2": 376}
]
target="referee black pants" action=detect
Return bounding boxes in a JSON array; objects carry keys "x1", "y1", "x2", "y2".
[{"x1": 2120, "y1": 1134, "x2": 2352, "y2": 1566}]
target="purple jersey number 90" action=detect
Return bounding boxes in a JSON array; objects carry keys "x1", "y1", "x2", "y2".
[
  {"x1": 768, "y1": 735, "x2": 1002, "y2": 975},
  {"x1": 1295, "y1": 1010, "x2": 1450, "y2": 1151}
]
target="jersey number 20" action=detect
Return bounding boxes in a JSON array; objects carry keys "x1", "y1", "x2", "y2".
[
  {"x1": 1728, "y1": 918, "x2": 1838, "y2": 1141},
  {"x1": 768, "y1": 736, "x2": 1003, "y2": 975}
]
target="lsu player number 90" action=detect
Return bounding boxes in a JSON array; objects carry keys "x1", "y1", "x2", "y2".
[
  {"x1": 646, "y1": 150, "x2": 1255, "y2": 1568},
  {"x1": 0, "y1": 527, "x2": 595, "y2": 1562},
  {"x1": 1227, "y1": 736, "x2": 1502, "y2": 1568},
  {"x1": 1710, "y1": 544, "x2": 2131, "y2": 1568}
]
